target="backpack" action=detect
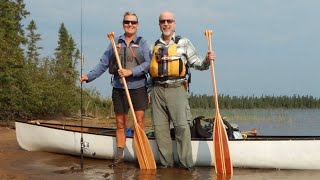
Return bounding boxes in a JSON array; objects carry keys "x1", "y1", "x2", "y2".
[{"x1": 190, "y1": 116, "x2": 235, "y2": 139}]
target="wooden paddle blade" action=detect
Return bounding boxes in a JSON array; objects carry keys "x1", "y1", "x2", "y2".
[
  {"x1": 133, "y1": 127, "x2": 157, "y2": 170},
  {"x1": 213, "y1": 115, "x2": 233, "y2": 175}
]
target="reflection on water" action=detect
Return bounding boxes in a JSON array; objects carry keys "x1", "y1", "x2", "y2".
[
  {"x1": 51, "y1": 160, "x2": 320, "y2": 180},
  {"x1": 40, "y1": 155, "x2": 320, "y2": 180},
  {"x1": 26, "y1": 149, "x2": 320, "y2": 180},
  {"x1": 215, "y1": 174, "x2": 232, "y2": 180}
]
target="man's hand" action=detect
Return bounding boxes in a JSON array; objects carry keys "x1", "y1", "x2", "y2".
[{"x1": 206, "y1": 50, "x2": 216, "y2": 62}]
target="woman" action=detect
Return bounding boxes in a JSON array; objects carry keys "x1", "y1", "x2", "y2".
[{"x1": 80, "y1": 12, "x2": 150, "y2": 167}]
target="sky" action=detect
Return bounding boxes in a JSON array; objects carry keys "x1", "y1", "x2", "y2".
[{"x1": 23, "y1": 0, "x2": 320, "y2": 98}]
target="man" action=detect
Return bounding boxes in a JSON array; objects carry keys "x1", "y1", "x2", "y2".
[
  {"x1": 149, "y1": 10, "x2": 216, "y2": 170},
  {"x1": 80, "y1": 12, "x2": 150, "y2": 167}
]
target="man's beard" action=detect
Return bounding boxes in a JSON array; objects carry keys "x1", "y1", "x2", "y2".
[{"x1": 162, "y1": 29, "x2": 172, "y2": 37}]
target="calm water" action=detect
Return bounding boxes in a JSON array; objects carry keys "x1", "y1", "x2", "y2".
[
  {"x1": 53, "y1": 158, "x2": 320, "y2": 180},
  {"x1": 192, "y1": 108, "x2": 320, "y2": 136},
  {"x1": 47, "y1": 109, "x2": 320, "y2": 179}
]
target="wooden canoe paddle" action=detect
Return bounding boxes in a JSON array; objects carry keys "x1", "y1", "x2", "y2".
[
  {"x1": 204, "y1": 30, "x2": 233, "y2": 175},
  {"x1": 241, "y1": 129, "x2": 258, "y2": 136},
  {"x1": 107, "y1": 32, "x2": 156, "y2": 170}
]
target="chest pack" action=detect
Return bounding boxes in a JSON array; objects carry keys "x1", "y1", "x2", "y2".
[
  {"x1": 149, "y1": 36, "x2": 187, "y2": 80},
  {"x1": 109, "y1": 36, "x2": 144, "y2": 75}
]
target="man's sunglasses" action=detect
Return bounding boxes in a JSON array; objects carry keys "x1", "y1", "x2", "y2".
[
  {"x1": 123, "y1": 20, "x2": 138, "y2": 25},
  {"x1": 159, "y1": 19, "x2": 175, "y2": 24}
]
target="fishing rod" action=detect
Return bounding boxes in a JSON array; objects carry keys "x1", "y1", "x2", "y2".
[{"x1": 80, "y1": 0, "x2": 84, "y2": 171}]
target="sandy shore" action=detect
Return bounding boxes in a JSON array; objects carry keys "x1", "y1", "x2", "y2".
[
  {"x1": 0, "y1": 124, "x2": 208, "y2": 180},
  {"x1": 0, "y1": 117, "x2": 161, "y2": 180},
  {"x1": 0, "y1": 126, "x2": 116, "y2": 180},
  {"x1": 0, "y1": 123, "x2": 166, "y2": 180}
]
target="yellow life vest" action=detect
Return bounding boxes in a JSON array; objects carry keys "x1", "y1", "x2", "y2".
[{"x1": 149, "y1": 37, "x2": 186, "y2": 79}]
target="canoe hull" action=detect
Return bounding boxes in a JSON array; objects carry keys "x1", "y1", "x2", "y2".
[{"x1": 15, "y1": 121, "x2": 320, "y2": 170}]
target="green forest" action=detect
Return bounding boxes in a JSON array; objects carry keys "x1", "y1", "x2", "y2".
[
  {"x1": 188, "y1": 93, "x2": 320, "y2": 109},
  {"x1": 1, "y1": 0, "x2": 319, "y2": 123},
  {"x1": 0, "y1": 0, "x2": 112, "y2": 123}
]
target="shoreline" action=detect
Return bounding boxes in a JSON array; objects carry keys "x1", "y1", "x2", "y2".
[{"x1": 0, "y1": 126, "x2": 113, "y2": 179}]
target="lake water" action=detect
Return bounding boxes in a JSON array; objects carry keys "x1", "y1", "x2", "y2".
[
  {"x1": 93, "y1": 109, "x2": 320, "y2": 179},
  {"x1": 77, "y1": 162, "x2": 320, "y2": 180},
  {"x1": 191, "y1": 109, "x2": 320, "y2": 136}
]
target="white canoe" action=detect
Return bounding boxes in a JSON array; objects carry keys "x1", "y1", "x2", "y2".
[{"x1": 15, "y1": 121, "x2": 320, "y2": 170}]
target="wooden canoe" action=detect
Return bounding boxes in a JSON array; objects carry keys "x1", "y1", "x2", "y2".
[{"x1": 15, "y1": 121, "x2": 320, "y2": 170}]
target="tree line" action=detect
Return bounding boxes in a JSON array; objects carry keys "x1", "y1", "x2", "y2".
[
  {"x1": 0, "y1": 0, "x2": 111, "y2": 122},
  {"x1": 189, "y1": 93, "x2": 320, "y2": 109}
]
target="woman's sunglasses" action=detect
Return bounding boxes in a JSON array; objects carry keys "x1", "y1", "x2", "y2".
[{"x1": 123, "y1": 20, "x2": 138, "y2": 25}]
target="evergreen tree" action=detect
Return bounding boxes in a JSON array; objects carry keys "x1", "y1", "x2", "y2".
[
  {"x1": 26, "y1": 19, "x2": 42, "y2": 67},
  {"x1": 0, "y1": 0, "x2": 29, "y2": 120},
  {"x1": 54, "y1": 23, "x2": 79, "y2": 85},
  {"x1": 51, "y1": 23, "x2": 80, "y2": 114},
  {"x1": 24, "y1": 19, "x2": 49, "y2": 117}
]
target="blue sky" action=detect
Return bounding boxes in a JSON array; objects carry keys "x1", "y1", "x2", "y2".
[{"x1": 24, "y1": 0, "x2": 320, "y2": 98}]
